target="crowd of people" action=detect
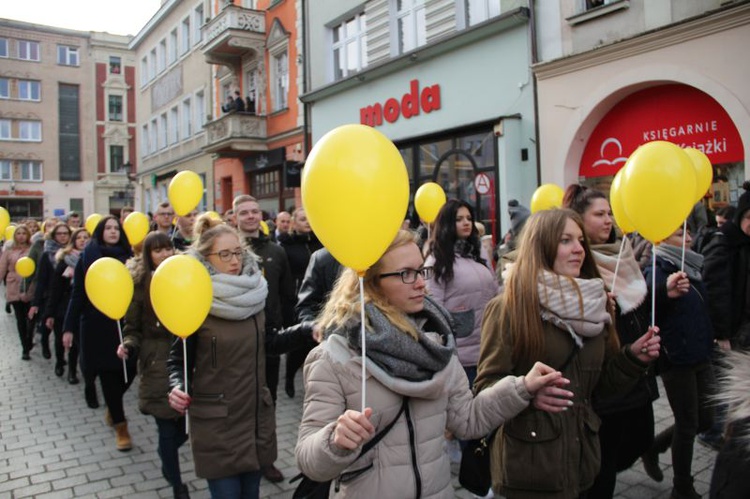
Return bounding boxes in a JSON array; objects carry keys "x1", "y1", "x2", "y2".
[{"x1": 2, "y1": 182, "x2": 749, "y2": 499}]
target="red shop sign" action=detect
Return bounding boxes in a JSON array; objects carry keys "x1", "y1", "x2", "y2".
[{"x1": 580, "y1": 84, "x2": 744, "y2": 178}]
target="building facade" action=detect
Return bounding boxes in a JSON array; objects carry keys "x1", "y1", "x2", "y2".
[
  {"x1": 0, "y1": 20, "x2": 98, "y2": 221},
  {"x1": 533, "y1": 0, "x2": 749, "y2": 208},
  {"x1": 301, "y1": 0, "x2": 540, "y2": 241}
]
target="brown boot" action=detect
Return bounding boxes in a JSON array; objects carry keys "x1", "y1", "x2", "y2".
[{"x1": 114, "y1": 422, "x2": 132, "y2": 452}]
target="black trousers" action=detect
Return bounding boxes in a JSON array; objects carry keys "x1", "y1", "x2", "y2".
[
  {"x1": 10, "y1": 301, "x2": 33, "y2": 353},
  {"x1": 97, "y1": 368, "x2": 135, "y2": 424}
]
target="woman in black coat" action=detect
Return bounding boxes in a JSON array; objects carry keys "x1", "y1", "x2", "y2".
[{"x1": 63, "y1": 215, "x2": 135, "y2": 451}]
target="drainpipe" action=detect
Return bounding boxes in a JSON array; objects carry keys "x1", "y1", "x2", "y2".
[
  {"x1": 529, "y1": 1, "x2": 542, "y2": 186},
  {"x1": 301, "y1": 0, "x2": 310, "y2": 157}
]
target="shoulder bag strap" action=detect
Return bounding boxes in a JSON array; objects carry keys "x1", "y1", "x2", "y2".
[{"x1": 359, "y1": 397, "x2": 409, "y2": 456}]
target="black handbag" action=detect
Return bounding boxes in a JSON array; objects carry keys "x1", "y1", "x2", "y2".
[
  {"x1": 291, "y1": 398, "x2": 408, "y2": 499},
  {"x1": 459, "y1": 344, "x2": 580, "y2": 495}
]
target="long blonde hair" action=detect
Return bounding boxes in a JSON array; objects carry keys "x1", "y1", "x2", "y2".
[
  {"x1": 318, "y1": 230, "x2": 421, "y2": 340},
  {"x1": 500, "y1": 209, "x2": 618, "y2": 364}
]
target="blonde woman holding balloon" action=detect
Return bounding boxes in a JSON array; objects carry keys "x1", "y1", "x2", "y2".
[
  {"x1": 0, "y1": 224, "x2": 34, "y2": 360},
  {"x1": 563, "y1": 184, "x2": 656, "y2": 498},
  {"x1": 295, "y1": 230, "x2": 565, "y2": 498},
  {"x1": 167, "y1": 215, "x2": 314, "y2": 499}
]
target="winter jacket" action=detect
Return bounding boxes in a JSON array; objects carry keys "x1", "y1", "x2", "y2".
[
  {"x1": 122, "y1": 257, "x2": 181, "y2": 420},
  {"x1": 475, "y1": 298, "x2": 649, "y2": 499},
  {"x1": 31, "y1": 240, "x2": 62, "y2": 308},
  {"x1": 702, "y1": 221, "x2": 750, "y2": 346},
  {"x1": 0, "y1": 246, "x2": 33, "y2": 302},
  {"x1": 43, "y1": 258, "x2": 73, "y2": 321},
  {"x1": 424, "y1": 253, "x2": 499, "y2": 367},
  {"x1": 244, "y1": 232, "x2": 296, "y2": 330},
  {"x1": 295, "y1": 248, "x2": 342, "y2": 323},
  {"x1": 278, "y1": 231, "x2": 323, "y2": 292},
  {"x1": 296, "y1": 297, "x2": 533, "y2": 498},
  {"x1": 643, "y1": 255, "x2": 713, "y2": 365}
]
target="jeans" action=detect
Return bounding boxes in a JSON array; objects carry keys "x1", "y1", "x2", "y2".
[
  {"x1": 155, "y1": 417, "x2": 188, "y2": 487},
  {"x1": 207, "y1": 471, "x2": 262, "y2": 499}
]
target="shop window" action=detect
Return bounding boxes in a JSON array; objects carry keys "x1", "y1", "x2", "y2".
[
  {"x1": 251, "y1": 169, "x2": 280, "y2": 198},
  {"x1": 0, "y1": 160, "x2": 11, "y2": 180},
  {"x1": 57, "y1": 45, "x2": 79, "y2": 66},
  {"x1": 0, "y1": 38, "x2": 7, "y2": 58},
  {"x1": 109, "y1": 56, "x2": 121, "y2": 74},
  {"x1": 110, "y1": 145, "x2": 124, "y2": 172},
  {"x1": 272, "y1": 51, "x2": 289, "y2": 111},
  {"x1": 108, "y1": 95, "x2": 123, "y2": 121},
  {"x1": 332, "y1": 12, "x2": 368, "y2": 81},
  {"x1": 19, "y1": 121, "x2": 42, "y2": 141},
  {"x1": 0, "y1": 78, "x2": 8, "y2": 99},
  {"x1": 392, "y1": 0, "x2": 426, "y2": 55},
  {"x1": 19, "y1": 160, "x2": 42, "y2": 181},
  {"x1": 18, "y1": 40, "x2": 40, "y2": 61}
]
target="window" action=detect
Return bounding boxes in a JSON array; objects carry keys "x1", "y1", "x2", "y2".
[
  {"x1": 108, "y1": 95, "x2": 123, "y2": 121},
  {"x1": 109, "y1": 56, "x2": 121, "y2": 74},
  {"x1": 141, "y1": 57, "x2": 148, "y2": 86},
  {"x1": 169, "y1": 29, "x2": 178, "y2": 64},
  {"x1": 150, "y1": 118, "x2": 157, "y2": 152},
  {"x1": 18, "y1": 80, "x2": 41, "y2": 101},
  {"x1": 110, "y1": 145, "x2": 124, "y2": 172},
  {"x1": 332, "y1": 13, "x2": 368, "y2": 81},
  {"x1": 272, "y1": 51, "x2": 289, "y2": 111},
  {"x1": 169, "y1": 107, "x2": 179, "y2": 144},
  {"x1": 394, "y1": 0, "x2": 426, "y2": 54},
  {"x1": 19, "y1": 160, "x2": 42, "y2": 181},
  {"x1": 194, "y1": 5, "x2": 204, "y2": 43},
  {"x1": 57, "y1": 45, "x2": 80, "y2": 66},
  {"x1": 0, "y1": 38, "x2": 7, "y2": 58},
  {"x1": 182, "y1": 98, "x2": 192, "y2": 139},
  {"x1": 0, "y1": 120, "x2": 11, "y2": 139},
  {"x1": 195, "y1": 91, "x2": 205, "y2": 130},
  {"x1": 149, "y1": 49, "x2": 157, "y2": 81},
  {"x1": 141, "y1": 124, "x2": 149, "y2": 156},
  {"x1": 19, "y1": 121, "x2": 42, "y2": 141},
  {"x1": 0, "y1": 78, "x2": 8, "y2": 99},
  {"x1": 158, "y1": 39, "x2": 167, "y2": 73},
  {"x1": 159, "y1": 113, "x2": 167, "y2": 149},
  {"x1": 18, "y1": 40, "x2": 40, "y2": 61},
  {"x1": 181, "y1": 17, "x2": 191, "y2": 55},
  {"x1": 245, "y1": 68, "x2": 260, "y2": 114},
  {"x1": 0, "y1": 160, "x2": 11, "y2": 180},
  {"x1": 463, "y1": 0, "x2": 501, "y2": 26}
]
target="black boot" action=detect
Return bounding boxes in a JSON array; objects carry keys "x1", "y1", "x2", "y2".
[
  {"x1": 85, "y1": 383, "x2": 99, "y2": 408},
  {"x1": 55, "y1": 362, "x2": 65, "y2": 377},
  {"x1": 173, "y1": 484, "x2": 190, "y2": 499},
  {"x1": 671, "y1": 476, "x2": 701, "y2": 499},
  {"x1": 42, "y1": 341, "x2": 51, "y2": 359},
  {"x1": 68, "y1": 366, "x2": 79, "y2": 384}
]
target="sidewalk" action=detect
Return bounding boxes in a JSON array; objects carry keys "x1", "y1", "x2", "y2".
[{"x1": 0, "y1": 299, "x2": 717, "y2": 498}]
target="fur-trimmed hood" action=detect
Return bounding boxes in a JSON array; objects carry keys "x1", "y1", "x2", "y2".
[
  {"x1": 715, "y1": 350, "x2": 750, "y2": 451},
  {"x1": 126, "y1": 255, "x2": 148, "y2": 286}
]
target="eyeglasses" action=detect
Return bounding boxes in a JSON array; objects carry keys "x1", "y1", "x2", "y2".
[
  {"x1": 379, "y1": 266, "x2": 433, "y2": 284},
  {"x1": 157, "y1": 212, "x2": 175, "y2": 217},
  {"x1": 207, "y1": 249, "x2": 243, "y2": 262}
]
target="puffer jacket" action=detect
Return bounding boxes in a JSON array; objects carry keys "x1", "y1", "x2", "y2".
[
  {"x1": 424, "y1": 253, "x2": 499, "y2": 367},
  {"x1": 476, "y1": 298, "x2": 648, "y2": 499},
  {"x1": 0, "y1": 245, "x2": 33, "y2": 302},
  {"x1": 122, "y1": 256, "x2": 181, "y2": 420},
  {"x1": 296, "y1": 297, "x2": 533, "y2": 499}
]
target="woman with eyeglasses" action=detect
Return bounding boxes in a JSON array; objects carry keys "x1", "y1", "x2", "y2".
[
  {"x1": 475, "y1": 209, "x2": 660, "y2": 498},
  {"x1": 295, "y1": 230, "x2": 566, "y2": 497},
  {"x1": 29, "y1": 222, "x2": 71, "y2": 368},
  {"x1": 44, "y1": 227, "x2": 89, "y2": 384},
  {"x1": 167, "y1": 215, "x2": 314, "y2": 499}
]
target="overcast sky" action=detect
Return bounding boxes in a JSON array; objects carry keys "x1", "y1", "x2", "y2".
[{"x1": 1, "y1": 0, "x2": 162, "y2": 37}]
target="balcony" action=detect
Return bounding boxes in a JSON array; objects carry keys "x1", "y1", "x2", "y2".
[
  {"x1": 202, "y1": 5, "x2": 265, "y2": 67},
  {"x1": 203, "y1": 112, "x2": 267, "y2": 154}
]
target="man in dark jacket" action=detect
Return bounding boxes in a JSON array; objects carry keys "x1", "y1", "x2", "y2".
[
  {"x1": 233, "y1": 194, "x2": 295, "y2": 483},
  {"x1": 295, "y1": 247, "x2": 342, "y2": 323}
]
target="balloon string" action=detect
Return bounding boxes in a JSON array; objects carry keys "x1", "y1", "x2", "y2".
[
  {"x1": 183, "y1": 337, "x2": 189, "y2": 435},
  {"x1": 611, "y1": 237, "x2": 626, "y2": 296},
  {"x1": 359, "y1": 275, "x2": 366, "y2": 413},
  {"x1": 680, "y1": 220, "x2": 687, "y2": 272},
  {"x1": 651, "y1": 243, "x2": 656, "y2": 329},
  {"x1": 117, "y1": 320, "x2": 128, "y2": 384}
]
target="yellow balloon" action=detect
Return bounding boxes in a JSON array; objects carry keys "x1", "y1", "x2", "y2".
[
  {"x1": 15, "y1": 256, "x2": 35, "y2": 278},
  {"x1": 621, "y1": 141, "x2": 697, "y2": 244},
  {"x1": 609, "y1": 169, "x2": 636, "y2": 234},
  {"x1": 0, "y1": 207, "x2": 9, "y2": 235},
  {"x1": 684, "y1": 148, "x2": 713, "y2": 203},
  {"x1": 530, "y1": 184, "x2": 564, "y2": 213},
  {"x1": 260, "y1": 220, "x2": 269, "y2": 236},
  {"x1": 86, "y1": 213, "x2": 102, "y2": 235},
  {"x1": 168, "y1": 171, "x2": 203, "y2": 216},
  {"x1": 4, "y1": 224, "x2": 16, "y2": 241},
  {"x1": 206, "y1": 210, "x2": 222, "y2": 221},
  {"x1": 84, "y1": 257, "x2": 133, "y2": 320},
  {"x1": 414, "y1": 182, "x2": 447, "y2": 223},
  {"x1": 123, "y1": 212, "x2": 150, "y2": 246},
  {"x1": 302, "y1": 124, "x2": 409, "y2": 273},
  {"x1": 151, "y1": 255, "x2": 212, "y2": 338}
]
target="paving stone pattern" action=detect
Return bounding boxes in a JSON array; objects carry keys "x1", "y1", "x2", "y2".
[{"x1": 0, "y1": 298, "x2": 717, "y2": 498}]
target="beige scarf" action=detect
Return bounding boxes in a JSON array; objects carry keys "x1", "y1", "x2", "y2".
[
  {"x1": 592, "y1": 239, "x2": 647, "y2": 314},
  {"x1": 538, "y1": 270, "x2": 611, "y2": 347}
]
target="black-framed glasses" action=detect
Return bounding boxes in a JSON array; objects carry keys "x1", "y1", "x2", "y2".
[
  {"x1": 207, "y1": 249, "x2": 243, "y2": 262},
  {"x1": 379, "y1": 266, "x2": 433, "y2": 284}
]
